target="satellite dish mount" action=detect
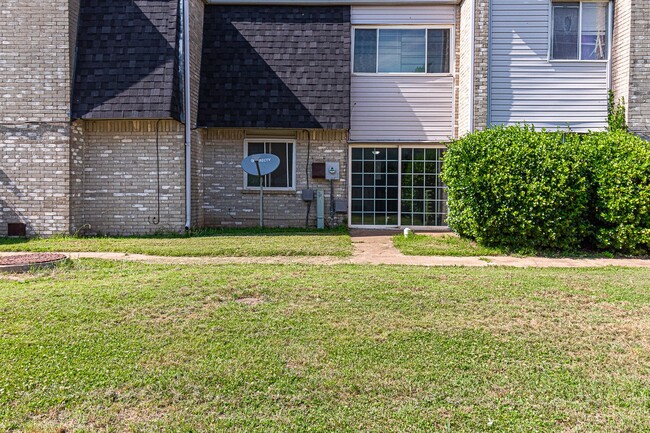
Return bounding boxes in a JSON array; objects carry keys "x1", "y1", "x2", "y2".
[{"x1": 241, "y1": 153, "x2": 281, "y2": 227}]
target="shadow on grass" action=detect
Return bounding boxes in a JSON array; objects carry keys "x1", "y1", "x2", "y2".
[
  {"x1": 394, "y1": 233, "x2": 649, "y2": 259},
  {"x1": 0, "y1": 226, "x2": 350, "y2": 246}
]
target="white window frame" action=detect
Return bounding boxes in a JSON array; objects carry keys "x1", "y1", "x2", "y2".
[
  {"x1": 243, "y1": 139, "x2": 297, "y2": 191},
  {"x1": 352, "y1": 25, "x2": 455, "y2": 76},
  {"x1": 548, "y1": 0, "x2": 611, "y2": 62},
  {"x1": 347, "y1": 143, "x2": 449, "y2": 229}
]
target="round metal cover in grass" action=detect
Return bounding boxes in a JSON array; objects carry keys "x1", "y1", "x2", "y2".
[{"x1": 0, "y1": 253, "x2": 67, "y2": 273}]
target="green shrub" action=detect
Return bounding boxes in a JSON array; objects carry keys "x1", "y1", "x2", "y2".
[
  {"x1": 443, "y1": 125, "x2": 650, "y2": 254},
  {"x1": 442, "y1": 125, "x2": 591, "y2": 250},
  {"x1": 585, "y1": 131, "x2": 650, "y2": 254}
]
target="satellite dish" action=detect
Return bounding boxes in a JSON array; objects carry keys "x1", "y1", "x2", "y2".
[{"x1": 241, "y1": 153, "x2": 281, "y2": 176}]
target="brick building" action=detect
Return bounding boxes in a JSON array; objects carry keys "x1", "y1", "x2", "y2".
[{"x1": 0, "y1": 0, "x2": 648, "y2": 236}]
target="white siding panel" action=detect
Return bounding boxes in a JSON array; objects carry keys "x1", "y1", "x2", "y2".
[
  {"x1": 488, "y1": 0, "x2": 609, "y2": 132},
  {"x1": 351, "y1": 5, "x2": 456, "y2": 25},
  {"x1": 351, "y1": 75, "x2": 454, "y2": 141}
]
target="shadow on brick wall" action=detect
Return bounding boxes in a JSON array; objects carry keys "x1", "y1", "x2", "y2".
[{"x1": 0, "y1": 169, "x2": 27, "y2": 237}]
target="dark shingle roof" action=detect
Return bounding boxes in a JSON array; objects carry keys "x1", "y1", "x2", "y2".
[
  {"x1": 72, "y1": 0, "x2": 181, "y2": 120},
  {"x1": 198, "y1": 6, "x2": 351, "y2": 129}
]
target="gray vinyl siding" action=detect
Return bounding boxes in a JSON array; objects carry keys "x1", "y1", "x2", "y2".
[
  {"x1": 489, "y1": 0, "x2": 609, "y2": 132},
  {"x1": 351, "y1": 75, "x2": 455, "y2": 141},
  {"x1": 351, "y1": 5, "x2": 455, "y2": 24},
  {"x1": 350, "y1": 5, "x2": 456, "y2": 142}
]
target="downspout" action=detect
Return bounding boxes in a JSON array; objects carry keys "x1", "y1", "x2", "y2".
[
  {"x1": 183, "y1": 0, "x2": 192, "y2": 230},
  {"x1": 469, "y1": 0, "x2": 475, "y2": 132}
]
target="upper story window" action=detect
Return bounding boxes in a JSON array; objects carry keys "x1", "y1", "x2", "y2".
[
  {"x1": 551, "y1": 2, "x2": 609, "y2": 61},
  {"x1": 353, "y1": 28, "x2": 451, "y2": 74}
]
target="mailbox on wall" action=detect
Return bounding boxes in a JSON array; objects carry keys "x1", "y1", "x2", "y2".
[{"x1": 325, "y1": 162, "x2": 340, "y2": 180}]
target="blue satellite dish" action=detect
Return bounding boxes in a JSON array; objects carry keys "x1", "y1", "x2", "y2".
[{"x1": 241, "y1": 153, "x2": 281, "y2": 176}]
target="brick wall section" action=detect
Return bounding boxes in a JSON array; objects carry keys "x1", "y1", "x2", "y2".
[
  {"x1": 0, "y1": 0, "x2": 72, "y2": 237},
  {"x1": 0, "y1": 124, "x2": 70, "y2": 236},
  {"x1": 190, "y1": 0, "x2": 206, "y2": 227},
  {"x1": 473, "y1": 0, "x2": 490, "y2": 130},
  {"x1": 611, "y1": 0, "x2": 631, "y2": 113},
  {"x1": 0, "y1": 1, "x2": 71, "y2": 123},
  {"x1": 628, "y1": 0, "x2": 650, "y2": 135},
  {"x1": 70, "y1": 120, "x2": 185, "y2": 235},
  {"x1": 203, "y1": 129, "x2": 347, "y2": 228},
  {"x1": 457, "y1": 0, "x2": 473, "y2": 136}
]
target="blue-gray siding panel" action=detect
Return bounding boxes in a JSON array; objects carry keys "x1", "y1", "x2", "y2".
[{"x1": 488, "y1": 0, "x2": 609, "y2": 132}]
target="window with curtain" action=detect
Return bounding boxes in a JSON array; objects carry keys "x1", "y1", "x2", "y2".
[
  {"x1": 551, "y1": 1, "x2": 609, "y2": 60},
  {"x1": 353, "y1": 28, "x2": 451, "y2": 74}
]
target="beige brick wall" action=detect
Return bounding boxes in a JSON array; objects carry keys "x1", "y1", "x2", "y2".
[
  {"x1": 457, "y1": 0, "x2": 473, "y2": 136},
  {"x1": 190, "y1": 0, "x2": 206, "y2": 227},
  {"x1": 0, "y1": 124, "x2": 70, "y2": 236},
  {"x1": 628, "y1": 0, "x2": 650, "y2": 135},
  {"x1": 0, "y1": 1, "x2": 71, "y2": 123},
  {"x1": 70, "y1": 120, "x2": 186, "y2": 236},
  {"x1": 611, "y1": 0, "x2": 631, "y2": 111},
  {"x1": 473, "y1": 0, "x2": 490, "y2": 130},
  {"x1": 203, "y1": 129, "x2": 347, "y2": 228},
  {"x1": 0, "y1": 0, "x2": 72, "y2": 237}
]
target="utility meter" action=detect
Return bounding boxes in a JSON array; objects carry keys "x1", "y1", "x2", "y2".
[{"x1": 325, "y1": 162, "x2": 340, "y2": 180}]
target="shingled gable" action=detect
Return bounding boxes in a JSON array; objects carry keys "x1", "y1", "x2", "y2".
[
  {"x1": 198, "y1": 5, "x2": 351, "y2": 130},
  {"x1": 72, "y1": 0, "x2": 182, "y2": 120}
]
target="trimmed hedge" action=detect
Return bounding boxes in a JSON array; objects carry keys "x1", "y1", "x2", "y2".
[
  {"x1": 442, "y1": 125, "x2": 650, "y2": 254},
  {"x1": 587, "y1": 131, "x2": 650, "y2": 254}
]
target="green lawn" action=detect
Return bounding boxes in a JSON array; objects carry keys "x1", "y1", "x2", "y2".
[
  {"x1": 2, "y1": 261, "x2": 649, "y2": 432},
  {"x1": 394, "y1": 233, "x2": 505, "y2": 256},
  {"x1": 0, "y1": 228, "x2": 352, "y2": 257}
]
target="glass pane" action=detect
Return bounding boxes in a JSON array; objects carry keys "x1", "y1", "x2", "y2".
[
  {"x1": 427, "y1": 29, "x2": 450, "y2": 73},
  {"x1": 552, "y1": 4, "x2": 579, "y2": 60},
  {"x1": 378, "y1": 29, "x2": 426, "y2": 73},
  {"x1": 581, "y1": 3, "x2": 608, "y2": 60},
  {"x1": 400, "y1": 147, "x2": 448, "y2": 227},
  {"x1": 246, "y1": 142, "x2": 265, "y2": 187},
  {"x1": 354, "y1": 29, "x2": 377, "y2": 73},
  {"x1": 269, "y1": 142, "x2": 288, "y2": 188},
  {"x1": 246, "y1": 142, "x2": 293, "y2": 188},
  {"x1": 350, "y1": 147, "x2": 399, "y2": 226}
]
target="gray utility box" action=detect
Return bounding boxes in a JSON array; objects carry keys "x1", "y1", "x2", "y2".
[{"x1": 325, "y1": 162, "x2": 340, "y2": 180}]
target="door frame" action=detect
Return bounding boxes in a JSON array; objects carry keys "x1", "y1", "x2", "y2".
[{"x1": 348, "y1": 143, "x2": 448, "y2": 229}]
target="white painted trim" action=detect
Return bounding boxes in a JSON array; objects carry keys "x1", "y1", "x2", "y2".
[
  {"x1": 243, "y1": 139, "x2": 298, "y2": 191},
  {"x1": 347, "y1": 143, "x2": 448, "y2": 228}
]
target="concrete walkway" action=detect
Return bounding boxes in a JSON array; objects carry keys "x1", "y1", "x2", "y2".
[{"x1": 2, "y1": 229, "x2": 649, "y2": 268}]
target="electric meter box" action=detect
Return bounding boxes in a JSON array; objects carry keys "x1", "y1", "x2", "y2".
[{"x1": 325, "y1": 162, "x2": 340, "y2": 180}]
